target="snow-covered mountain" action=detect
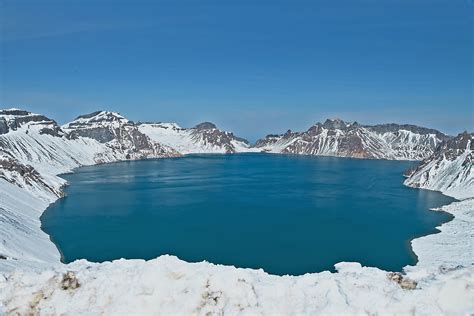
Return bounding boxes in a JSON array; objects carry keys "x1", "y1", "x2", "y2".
[
  {"x1": 404, "y1": 132, "x2": 473, "y2": 199},
  {"x1": 62, "y1": 110, "x2": 183, "y2": 160},
  {"x1": 255, "y1": 118, "x2": 449, "y2": 160},
  {"x1": 138, "y1": 121, "x2": 254, "y2": 154},
  {"x1": 0, "y1": 109, "x2": 179, "y2": 176}
]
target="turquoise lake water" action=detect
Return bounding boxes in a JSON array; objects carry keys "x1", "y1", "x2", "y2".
[{"x1": 41, "y1": 154, "x2": 455, "y2": 275}]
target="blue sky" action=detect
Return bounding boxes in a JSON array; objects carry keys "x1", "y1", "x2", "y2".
[{"x1": 1, "y1": 0, "x2": 472, "y2": 141}]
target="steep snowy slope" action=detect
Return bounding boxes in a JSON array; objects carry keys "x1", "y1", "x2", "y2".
[
  {"x1": 138, "y1": 121, "x2": 254, "y2": 154},
  {"x1": 255, "y1": 118, "x2": 449, "y2": 160},
  {"x1": 0, "y1": 179, "x2": 60, "y2": 266},
  {"x1": 405, "y1": 132, "x2": 473, "y2": 199}
]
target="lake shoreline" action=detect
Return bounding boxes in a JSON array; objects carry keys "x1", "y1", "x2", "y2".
[{"x1": 1, "y1": 153, "x2": 472, "y2": 314}]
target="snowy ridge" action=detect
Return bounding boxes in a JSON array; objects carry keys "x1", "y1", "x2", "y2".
[
  {"x1": 0, "y1": 109, "x2": 473, "y2": 314},
  {"x1": 138, "y1": 121, "x2": 256, "y2": 154},
  {"x1": 255, "y1": 118, "x2": 448, "y2": 160},
  {"x1": 404, "y1": 132, "x2": 473, "y2": 199}
]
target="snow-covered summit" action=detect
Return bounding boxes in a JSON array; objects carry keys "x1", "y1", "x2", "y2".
[
  {"x1": 63, "y1": 110, "x2": 130, "y2": 129},
  {"x1": 194, "y1": 121, "x2": 217, "y2": 130},
  {"x1": 138, "y1": 121, "x2": 254, "y2": 154},
  {"x1": 0, "y1": 109, "x2": 63, "y2": 137}
]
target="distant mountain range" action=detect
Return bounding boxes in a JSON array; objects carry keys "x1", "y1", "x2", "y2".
[{"x1": 255, "y1": 118, "x2": 450, "y2": 160}]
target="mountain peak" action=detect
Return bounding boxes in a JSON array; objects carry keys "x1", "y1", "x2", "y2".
[
  {"x1": 322, "y1": 118, "x2": 348, "y2": 130},
  {"x1": 194, "y1": 122, "x2": 217, "y2": 130},
  {"x1": 73, "y1": 111, "x2": 127, "y2": 122},
  {"x1": 0, "y1": 108, "x2": 33, "y2": 116},
  {"x1": 0, "y1": 108, "x2": 60, "y2": 136}
]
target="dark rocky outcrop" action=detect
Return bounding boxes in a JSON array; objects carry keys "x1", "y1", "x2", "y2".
[
  {"x1": 0, "y1": 110, "x2": 63, "y2": 136},
  {"x1": 0, "y1": 154, "x2": 63, "y2": 197},
  {"x1": 367, "y1": 123, "x2": 451, "y2": 141},
  {"x1": 0, "y1": 118, "x2": 9, "y2": 135},
  {"x1": 68, "y1": 127, "x2": 116, "y2": 143},
  {"x1": 74, "y1": 111, "x2": 104, "y2": 120},
  {"x1": 387, "y1": 272, "x2": 417, "y2": 290},
  {"x1": 322, "y1": 118, "x2": 348, "y2": 130},
  {"x1": 0, "y1": 109, "x2": 31, "y2": 116},
  {"x1": 61, "y1": 271, "x2": 81, "y2": 290},
  {"x1": 194, "y1": 122, "x2": 217, "y2": 130}
]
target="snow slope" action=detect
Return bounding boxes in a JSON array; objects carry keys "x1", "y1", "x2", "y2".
[
  {"x1": 404, "y1": 132, "x2": 473, "y2": 199},
  {"x1": 0, "y1": 108, "x2": 473, "y2": 314},
  {"x1": 138, "y1": 122, "x2": 256, "y2": 154}
]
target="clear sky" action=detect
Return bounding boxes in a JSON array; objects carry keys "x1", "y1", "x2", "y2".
[{"x1": 1, "y1": 0, "x2": 472, "y2": 141}]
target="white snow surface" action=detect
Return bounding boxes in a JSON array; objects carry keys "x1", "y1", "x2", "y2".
[
  {"x1": 2, "y1": 257, "x2": 473, "y2": 315},
  {"x1": 0, "y1": 110, "x2": 473, "y2": 314},
  {"x1": 138, "y1": 123, "x2": 257, "y2": 154},
  {"x1": 406, "y1": 198, "x2": 474, "y2": 270}
]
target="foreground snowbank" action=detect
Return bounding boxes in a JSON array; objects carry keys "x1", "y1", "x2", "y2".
[{"x1": 2, "y1": 256, "x2": 473, "y2": 315}]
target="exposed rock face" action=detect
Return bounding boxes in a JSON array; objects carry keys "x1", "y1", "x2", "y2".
[
  {"x1": 387, "y1": 272, "x2": 417, "y2": 290},
  {"x1": 62, "y1": 111, "x2": 179, "y2": 160},
  {"x1": 190, "y1": 123, "x2": 249, "y2": 153},
  {"x1": 0, "y1": 152, "x2": 63, "y2": 199},
  {"x1": 0, "y1": 118, "x2": 9, "y2": 135},
  {"x1": 404, "y1": 132, "x2": 473, "y2": 199},
  {"x1": 0, "y1": 109, "x2": 31, "y2": 116},
  {"x1": 61, "y1": 271, "x2": 80, "y2": 290},
  {"x1": 194, "y1": 122, "x2": 217, "y2": 130},
  {"x1": 0, "y1": 109, "x2": 64, "y2": 137},
  {"x1": 255, "y1": 119, "x2": 449, "y2": 160}
]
